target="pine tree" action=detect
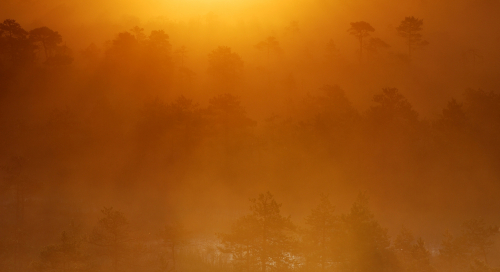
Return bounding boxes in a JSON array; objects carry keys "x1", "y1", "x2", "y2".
[
  {"x1": 303, "y1": 195, "x2": 339, "y2": 272},
  {"x1": 219, "y1": 192, "x2": 297, "y2": 272}
]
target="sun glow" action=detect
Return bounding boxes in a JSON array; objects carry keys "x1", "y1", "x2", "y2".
[{"x1": 141, "y1": 0, "x2": 311, "y2": 23}]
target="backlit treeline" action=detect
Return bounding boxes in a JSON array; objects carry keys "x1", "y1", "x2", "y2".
[
  {"x1": 17, "y1": 193, "x2": 500, "y2": 272},
  {"x1": 1, "y1": 18, "x2": 500, "y2": 272}
]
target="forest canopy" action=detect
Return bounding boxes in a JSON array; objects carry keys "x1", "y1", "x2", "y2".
[{"x1": 1, "y1": 0, "x2": 500, "y2": 270}]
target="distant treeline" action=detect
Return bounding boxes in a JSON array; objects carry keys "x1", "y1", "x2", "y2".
[
  {"x1": 1, "y1": 192, "x2": 499, "y2": 272},
  {"x1": 1, "y1": 18, "x2": 500, "y2": 272}
]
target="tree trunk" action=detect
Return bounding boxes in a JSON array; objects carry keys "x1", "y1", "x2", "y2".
[
  {"x1": 408, "y1": 30, "x2": 412, "y2": 61},
  {"x1": 359, "y1": 36, "x2": 363, "y2": 63}
]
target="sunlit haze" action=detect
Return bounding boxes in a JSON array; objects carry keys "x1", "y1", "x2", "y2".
[{"x1": 1, "y1": 0, "x2": 500, "y2": 272}]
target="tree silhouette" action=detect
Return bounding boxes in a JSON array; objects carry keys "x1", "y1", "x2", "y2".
[
  {"x1": 46, "y1": 45, "x2": 73, "y2": 66},
  {"x1": 35, "y1": 221, "x2": 88, "y2": 272},
  {"x1": 1, "y1": 156, "x2": 39, "y2": 271},
  {"x1": 2, "y1": 156, "x2": 29, "y2": 227},
  {"x1": 148, "y1": 30, "x2": 171, "y2": 56},
  {"x1": 440, "y1": 229, "x2": 468, "y2": 272},
  {"x1": 439, "y1": 219, "x2": 498, "y2": 272},
  {"x1": 463, "y1": 88, "x2": 500, "y2": 124},
  {"x1": 437, "y1": 98, "x2": 467, "y2": 131},
  {"x1": 341, "y1": 193, "x2": 395, "y2": 272},
  {"x1": 29, "y1": 27, "x2": 62, "y2": 61},
  {"x1": 160, "y1": 223, "x2": 189, "y2": 272},
  {"x1": 219, "y1": 192, "x2": 296, "y2": 272},
  {"x1": 396, "y1": 17, "x2": 428, "y2": 60},
  {"x1": 219, "y1": 215, "x2": 260, "y2": 272},
  {"x1": 348, "y1": 21, "x2": 375, "y2": 62},
  {"x1": 299, "y1": 85, "x2": 359, "y2": 151},
  {"x1": 130, "y1": 26, "x2": 146, "y2": 43},
  {"x1": 285, "y1": 21, "x2": 300, "y2": 35},
  {"x1": 206, "y1": 93, "x2": 255, "y2": 135},
  {"x1": 207, "y1": 46, "x2": 244, "y2": 92},
  {"x1": 89, "y1": 207, "x2": 129, "y2": 272},
  {"x1": 255, "y1": 36, "x2": 281, "y2": 66},
  {"x1": 173, "y1": 45, "x2": 194, "y2": 90},
  {"x1": 0, "y1": 19, "x2": 27, "y2": 40},
  {"x1": 108, "y1": 31, "x2": 139, "y2": 56},
  {"x1": 103, "y1": 28, "x2": 175, "y2": 87},
  {"x1": 368, "y1": 87, "x2": 419, "y2": 126},
  {"x1": 205, "y1": 93, "x2": 256, "y2": 172},
  {"x1": 134, "y1": 96, "x2": 203, "y2": 172},
  {"x1": 175, "y1": 45, "x2": 188, "y2": 68},
  {"x1": 0, "y1": 19, "x2": 35, "y2": 67},
  {"x1": 394, "y1": 227, "x2": 434, "y2": 272},
  {"x1": 303, "y1": 194, "x2": 339, "y2": 272},
  {"x1": 394, "y1": 226, "x2": 415, "y2": 255},
  {"x1": 461, "y1": 219, "x2": 499, "y2": 264},
  {"x1": 103, "y1": 31, "x2": 140, "y2": 75},
  {"x1": 460, "y1": 88, "x2": 500, "y2": 150},
  {"x1": 325, "y1": 39, "x2": 339, "y2": 64},
  {"x1": 364, "y1": 37, "x2": 390, "y2": 61},
  {"x1": 81, "y1": 43, "x2": 101, "y2": 66},
  {"x1": 145, "y1": 29, "x2": 172, "y2": 78}
]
